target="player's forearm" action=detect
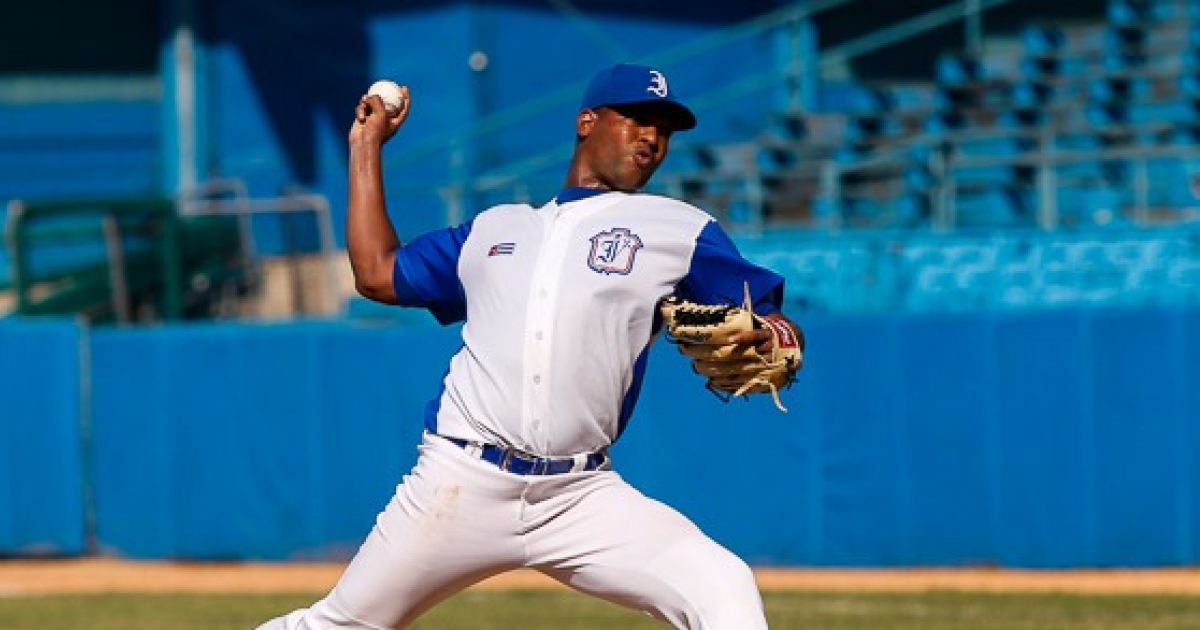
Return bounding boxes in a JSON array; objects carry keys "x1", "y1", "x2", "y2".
[{"x1": 347, "y1": 140, "x2": 401, "y2": 304}]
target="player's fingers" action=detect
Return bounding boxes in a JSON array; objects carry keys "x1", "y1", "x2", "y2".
[
  {"x1": 384, "y1": 88, "x2": 410, "y2": 134},
  {"x1": 393, "y1": 86, "x2": 412, "y2": 120},
  {"x1": 352, "y1": 95, "x2": 402, "y2": 144},
  {"x1": 726, "y1": 329, "x2": 770, "y2": 350},
  {"x1": 362, "y1": 95, "x2": 388, "y2": 118},
  {"x1": 354, "y1": 98, "x2": 371, "y2": 123}
]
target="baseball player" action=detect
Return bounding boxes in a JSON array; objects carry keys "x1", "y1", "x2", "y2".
[{"x1": 258, "y1": 63, "x2": 803, "y2": 629}]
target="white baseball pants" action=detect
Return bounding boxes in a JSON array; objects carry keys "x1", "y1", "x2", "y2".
[{"x1": 257, "y1": 432, "x2": 767, "y2": 629}]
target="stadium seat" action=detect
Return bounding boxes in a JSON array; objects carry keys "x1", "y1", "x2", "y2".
[
  {"x1": 922, "y1": 110, "x2": 967, "y2": 136},
  {"x1": 1055, "y1": 186, "x2": 1126, "y2": 227},
  {"x1": 935, "y1": 53, "x2": 983, "y2": 87},
  {"x1": 1022, "y1": 23, "x2": 1066, "y2": 57},
  {"x1": 1143, "y1": 156, "x2": 1200, "y2": 208},
  {"x1": 998, "y1": 107, "x2": 1043, "y2": 128},
  {"x1": 844, "y1": 115, "x2": 899, "y2": 144},
  {"x1": 1101, "y1": 48, "x2": 1150, "y2": 73},
  {"x1": 756, "y1": 144, "x2": 800, "y2": 174},
  {"x1": 894, "y1": 192, "x2": 932, "y2": 227},
  {"x1": 839, "y1": 197, "x2": 896, "y2": 228},
  {"x1": 903, "y1": 162, "x2": 936, "y2": 189},
  {"x1": 1178, "y1": 74, "x2": 1200, "y2": 100},
  {"x1": 951, "y1": 186, "x2": 1032, "y2": 227},
  {"x1": 1010, "y1": 80, "x2": 1055, "y2": 108},
  {"x1": 1053, "y1": 134, "x2": 1112, "y2": 183},
  {"x1": 767, "y1": 112, "x2": 808, "y2": 142},
  {"x1": 807, "y1": 196, "x2": 843, "y2": 229},
  {"x1": 1088, "y1": 75, "x2": 1152, "y2": 102},
  {"x1": 1086, "y1": 100, "x2": 1131, "y2": 127},
  {"x1": 1181, "y1": 47, "x2": 1200, "y2": 72},
  {"x1": 949, "y1": 135, "x2": 1031, "y2": 188},
  {"x1": 1107, "y1": 0, "x2": 1165, "y2": 25},
  {"x1": 846, "y1": 86, "x2": 896, "y2": 115}
]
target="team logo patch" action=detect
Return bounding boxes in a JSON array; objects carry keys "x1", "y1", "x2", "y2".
[
  {"x1": 587, "y1": 227, "x2": 643, "y2": 275},
  {"x1": 488, "y1": 242, "x2": 515, "y2": 256}
]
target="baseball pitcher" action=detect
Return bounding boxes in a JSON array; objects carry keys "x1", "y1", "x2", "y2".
[{"x1": 258, "y1": 63, "x2": 804, "y2": 629}]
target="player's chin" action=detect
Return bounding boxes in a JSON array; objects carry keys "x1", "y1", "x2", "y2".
[{"x1": 624, "y1": 163, "x2": 659, "y2": 190}]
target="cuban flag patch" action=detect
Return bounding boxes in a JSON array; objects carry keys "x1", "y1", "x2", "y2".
[
  {"x1": 488, "y1": 242, "x2": 516, "y2": 256},
  {"x1": 587, "y1": 227, "x2": 643, "y2": 275}
]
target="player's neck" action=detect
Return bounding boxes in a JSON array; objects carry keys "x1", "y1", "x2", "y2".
[{"x1": 555, "y1": 186, "x2": 611, "y2": 204}]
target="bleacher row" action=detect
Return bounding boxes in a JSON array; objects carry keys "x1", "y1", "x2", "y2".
[{"x1": 739, "y1": 226, "x2": 1200, "y2": 313}]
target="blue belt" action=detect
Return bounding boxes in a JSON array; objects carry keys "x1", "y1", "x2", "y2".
[{"x1": 442, "y1": 436, "x2": 608, "y2": 475}]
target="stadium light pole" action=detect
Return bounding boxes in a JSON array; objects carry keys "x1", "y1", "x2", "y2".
[{"x1": 162, "y1": 0, "x2": 208, "y2": 195}]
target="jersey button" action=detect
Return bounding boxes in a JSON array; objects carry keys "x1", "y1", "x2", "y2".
[
  {"x1": 533, "y1": 375, "x2": 542, "y2": 384},
  {"x1": 535, "y1": 331, "x2": 544, "y2": 340}
]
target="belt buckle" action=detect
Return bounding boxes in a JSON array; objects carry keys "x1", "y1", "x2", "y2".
[{"x1": 501, "y1": 448, "x2": 547, "y2": 475}]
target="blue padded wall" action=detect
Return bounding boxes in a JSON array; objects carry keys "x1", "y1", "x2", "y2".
[
  {"x1": 88, "y1": 321, "x2": 460, "y2": 559},
  {"x1": 0, "y1": 318, "x2": 86, "y2": 555},
  {"x1": 621, "y1": 308, "x2": 1200, "y2": 568},
  {"x1": 3, "y1": 306, "x2": 1198, "y2": 565}
]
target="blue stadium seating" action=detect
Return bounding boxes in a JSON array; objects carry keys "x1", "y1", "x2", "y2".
[{"x1": 723, "y1": 0, "x2": 1200, "y2": 313}]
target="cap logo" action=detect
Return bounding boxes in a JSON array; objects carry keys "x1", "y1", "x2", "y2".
[{"x1": 647, "y1": 70, "x2": 668, "y2": 98}]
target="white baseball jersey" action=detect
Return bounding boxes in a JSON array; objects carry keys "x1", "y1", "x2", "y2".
[{"x1": 393, "y1": 187, "x2": 785, "y2": 457}]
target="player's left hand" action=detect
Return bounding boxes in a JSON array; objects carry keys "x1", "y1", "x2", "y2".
[
  {"x1": 659, "y1": 291, "x2": 804, "y2": 412},
  {"x1": 727, "y1": 313, "x2": 804, "y2": 355}
]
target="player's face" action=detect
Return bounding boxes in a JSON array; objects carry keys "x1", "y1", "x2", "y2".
[{"x1": 582, "y1": 105, "x2": 674, "y2": 192}]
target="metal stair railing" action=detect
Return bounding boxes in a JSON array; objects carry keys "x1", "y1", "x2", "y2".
[{"x1": 177, "y1": 179, "x2": 344, "y2": 317}]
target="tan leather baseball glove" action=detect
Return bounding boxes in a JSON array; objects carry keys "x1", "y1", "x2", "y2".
[{"x1": 659, "y1": 284, "x2": 803, "y2": 412}]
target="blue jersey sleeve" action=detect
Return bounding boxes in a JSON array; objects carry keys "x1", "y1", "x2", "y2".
[
  {"x1": 676, "y1": 220, "x2": 785, "y2": 314},
  {"x1": 393, "y1": 221, "x2": 472, "y2": 325}
]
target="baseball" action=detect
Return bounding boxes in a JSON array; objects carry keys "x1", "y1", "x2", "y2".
[{"x1": 367, "y1": 79, "x2": 405, "y2": 114}]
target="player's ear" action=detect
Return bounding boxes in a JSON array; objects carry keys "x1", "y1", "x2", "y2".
[{"x1": 577, "y1": 109, "x2": 598, "y2": 138}]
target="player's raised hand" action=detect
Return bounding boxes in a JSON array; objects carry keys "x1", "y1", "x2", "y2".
[{"x1": 350, "y1": 84, "x2": 409, "y2": 147}]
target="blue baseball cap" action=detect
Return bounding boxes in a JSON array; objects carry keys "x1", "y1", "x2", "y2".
[{"x1": 580, "y1": 64, "x2": 697, "y2": 131}]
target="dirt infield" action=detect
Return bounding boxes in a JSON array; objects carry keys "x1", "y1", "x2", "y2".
[{"x1": 3, "y1": 559, "x2": 1200, "y2": 596}]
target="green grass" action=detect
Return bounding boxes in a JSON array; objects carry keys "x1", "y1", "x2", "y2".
[{"x1": 1, "y1": 590, "x2": 1199, "y2": 629}]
